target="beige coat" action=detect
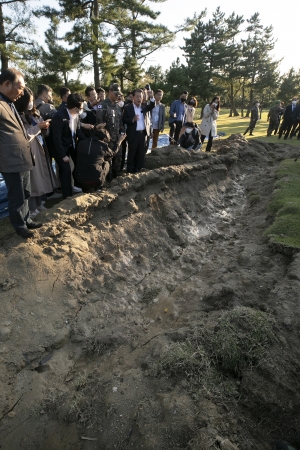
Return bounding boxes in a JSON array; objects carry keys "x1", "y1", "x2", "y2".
[
  {"x1": 200, "y1": 104, "x2": 219, "y2": 137},
  {"x1": 21, "y1": 114, "x2": 58, "y2": 197}
]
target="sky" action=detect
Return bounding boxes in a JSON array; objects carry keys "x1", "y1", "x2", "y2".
[{"x1": 31, "y1": 0, "x2": 300, "y2": 84}]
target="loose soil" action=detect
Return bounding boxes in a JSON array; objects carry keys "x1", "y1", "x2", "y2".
[{"x1": 0, "y1": 135, "x2": 300, "y2": 450}]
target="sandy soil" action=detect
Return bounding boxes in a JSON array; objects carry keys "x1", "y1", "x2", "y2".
[{"x1": 0, "y1": 135, "x2": 300, "y2": 450}]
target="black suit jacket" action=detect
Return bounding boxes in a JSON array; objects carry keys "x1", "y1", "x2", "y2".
[
  {"x1": 48, "y1": 108, "x2": 86, "y2": 160},
  {"x1": 283, "y1": 104, "x2": 299, "y2": 122},
  {"x1": 123, "y1": 100, "x2": 155, "y2": 142}
]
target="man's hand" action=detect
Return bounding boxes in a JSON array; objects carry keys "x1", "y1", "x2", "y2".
[
  {"x1": 132, "y1": 115, "x2": 139, "y2": 122},
  {"x1": 96, "y1": 123, "x2": 106, "y2": 129},
  {"x1": 147, "y1": 90, "x2": 154, "y2": 99},
  {"x1": 81, "y1": 123, "x2": 94, "y2": 130},
  {"x1": 118, "y1": 133, "x2": 127, "y2": 144},
  {"x1": 38, "y1": 121, "x2": 50, "y2": 130},
  {"x1": 62, "y1": 156, "x2": 70, "y2": 162}
]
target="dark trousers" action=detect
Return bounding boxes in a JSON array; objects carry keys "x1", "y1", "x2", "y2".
[
  {"x1": 290, "y1": 121, "x2": 300, "y2": 138},
  {"x1": 278, "y1": 119, "x2": 294, "y2": 139},
  {"x1": 127, "y1": 131, "x2": 147, "y2": 173},
  {"x1": 121, "y1": 138, "x2": 127, "y2": 171},
  {"x1": 267, "y1": 120, "x2": 279, "y2": 136},
  {"x1": 201, "y1": 131, "x2": 213, "y2": 152},
  {"x1": 2, "y1": 171, "x2": 31, "y2": 231},
  {"x1": 244, "y1": 120, "x2": 257, "y2": 135},
  {"x1": 55, "y1": 158, "x2": 73, "y2": 199},
  {"x1": 169, "y1": 121, "x2": 183, "y2": 143},
  {"x1": 152, "y1": 129, "x2": 159, "y2": 148}
]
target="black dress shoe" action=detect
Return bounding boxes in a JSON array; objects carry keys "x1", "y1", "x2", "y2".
[
  {"x1": 26, "y1": 221, "x2": 43, "y2": 229},
  {"x1": 16, "y1": 228, "x2": 34, "y2": 238}
]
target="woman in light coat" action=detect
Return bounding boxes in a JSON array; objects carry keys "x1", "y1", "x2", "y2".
[
  {"x1": 14, "y1": 87, "x2": 58, "y2": 217},
  {"x1": 200, "y1": 96, "x2": 220, "y2": 152}
]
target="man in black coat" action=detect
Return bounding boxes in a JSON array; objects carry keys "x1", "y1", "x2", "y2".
[
  {"x1": 278, "y1": 97, "x2": 299, "y2": 139},
  {"x1": 74, "y1": 126, "x2": 126, "y2": 191},
  {"x1": 48, "y1": 93, "x2": 86, "y2": 198},
  {"x1": 57, "y1": 87, "x2": 71, "y2": 112},
  {"x1": 243, "y1": 101, "x2": 260, "y2": 136},
  {"x1": 122, "y1": 88, "x2": 155, "y2": 173}
]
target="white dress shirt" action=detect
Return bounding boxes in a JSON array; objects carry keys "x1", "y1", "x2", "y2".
[
  {"x1": 133, "y1": 98, "x2": 155, "y2": 131},
  {"x1": 67, "y1": 109, "x2": 76, "y2": 148}
]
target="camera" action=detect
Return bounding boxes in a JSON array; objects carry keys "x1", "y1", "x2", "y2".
[{"x1": 145, "y1": 84, "x2": 151, "y2": 91}]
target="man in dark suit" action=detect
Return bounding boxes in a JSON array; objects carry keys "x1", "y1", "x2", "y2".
[
  {"x1": 49, "y1": 93, "x2": 86, "y2": 198},
  {"x1": 278, "y1": 97, "x2": 299, "y2": 140},
  {"x1": 0, "y1": 68, "x2": 42, "y2": 238},
  {"x1": 123, "y1": 88, "x2": 155, "y2": 173},
  {"x1": 57, "y1": 87, "x2": 71, "y2": 112}
]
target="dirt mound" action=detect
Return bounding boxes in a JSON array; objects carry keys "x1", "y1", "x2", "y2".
[{"x1": 1, "y1": 135, "x2": 300, "y2": 450}]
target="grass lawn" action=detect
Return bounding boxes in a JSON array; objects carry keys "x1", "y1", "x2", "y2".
[
  {"x1": 163, "y1": 108, "x2": 300, "y2": 149},
  {"x1": 265, "y1": 159, "x2": 300, "y2": 249}
]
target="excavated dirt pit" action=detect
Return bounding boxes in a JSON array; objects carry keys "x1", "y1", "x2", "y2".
[{"x1": 0, "y1": 135, "x2": 300, "y2": 450}]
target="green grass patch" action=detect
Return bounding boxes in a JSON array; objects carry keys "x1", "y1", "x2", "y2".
[{"x1": 265, "y1": 159, "x2": 300, "y2": 248}]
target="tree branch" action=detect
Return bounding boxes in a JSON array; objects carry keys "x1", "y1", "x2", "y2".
[{"x1": 0, "y1": 0, "x2": 26, "y2": 4}]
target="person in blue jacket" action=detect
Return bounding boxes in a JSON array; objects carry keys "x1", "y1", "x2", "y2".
[{"x1": 169, "y1": 91, "x2": 188, "y2": 144}]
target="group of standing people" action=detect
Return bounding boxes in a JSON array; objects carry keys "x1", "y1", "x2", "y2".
[
  {"x1": 243, "y1": 97, "x2": 300, "y2": 141},
  {"x1": 0, "y1": 68, "x2": 173, "y2": 238},
  {"x1": 169, "y1": 92, "x2": 220, "y2": 153}
]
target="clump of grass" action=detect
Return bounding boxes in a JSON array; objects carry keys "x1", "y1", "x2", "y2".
[
  {"x1": 83, "y1": 336, "x2": 110, "y2": 356},
  {"x1": 209, "y1": 306, "x2": 275, "y2": 375},
  {"x1": 154, "y1": 340, "x2": 206, "y2": 378},
  {"x1": 153, "y1": 307, "x2": 276, "y2": 400},
  {"x1": 249, "y1": 192, "x2": 260, "y2": 206},
  {"x1": 265, "y1": 159, "x2": 300, "y2": 248},
  {"x1": 142, "y1": 286, "x2": 161, "y2": 304},
  {"x1": 36, "y1": 369, "x2": 102, "y2": 428}
]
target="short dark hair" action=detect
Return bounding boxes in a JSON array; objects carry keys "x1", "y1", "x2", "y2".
[
  {"x1": 37, "y1": 84, "x2": 52, "y2": 96},
  {"x1": 93, "y1": 127, "x2": 111, "y2": 142},
  {"x1": 67, "y1": 93, "x2": 84, "y2": 109},
  {"x1": 133, "y1": 88, "x2": 143, "y2": 96},
  {"x1": 59, "y1": 87, "x2": 70, "y2": 99},
  {"x1": 0, "y1": 68, "x2": 24, "y2": 85},
  {"x1": 181, "y1": 90, "x2": 188, "y2": 95},
  {"x1": 155, "y1": 89, "x2": 164, "y2": 95},
  {"x1": 85, "y1": 86, "x2": 95, "y2": 97},
  {"x1": 96, "y1": 87, "x2": 105, "y2": 94}
]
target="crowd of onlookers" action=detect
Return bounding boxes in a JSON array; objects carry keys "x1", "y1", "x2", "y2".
[
  {"x1": 1, "y1": 66, "x2": 299, "y2": 238},
  {"x1": 243, "y1": 98, "x2": 300, "y2": 140}
]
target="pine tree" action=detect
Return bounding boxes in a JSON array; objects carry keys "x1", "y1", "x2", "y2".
[
  {"x1": 241, "y1": 13, "x2": 280, "y2": 116},
  {"x1": 277, "y1": 68, "x2": 300, "y2": 104},
  {"x1": 41, "y1": 16, "x2": 82, "y2": 86},
  {"x1": 0, "y1": 0, "x2": 33, "y2": 70}
]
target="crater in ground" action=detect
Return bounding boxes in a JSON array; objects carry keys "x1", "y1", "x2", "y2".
[{"x1": 0, "y1": 135, "x2": 300, "y2": 450}]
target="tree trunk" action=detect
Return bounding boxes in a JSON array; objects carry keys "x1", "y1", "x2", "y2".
[
  {"x1": 0, "y1": 4, "x2": 8, "y2": 70},
  {"x1": 92, "y1": 0, "x2": 100, "y2": 87},
  {"x1": 241, "y1": 81, "x2": 245, "y2": 117},
  {"x1": 246, "y1": 87, "x2": 254, "y2": 118},
  {"x1": 229, "y1": 81, "x2": 239, "y2": 117}
]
